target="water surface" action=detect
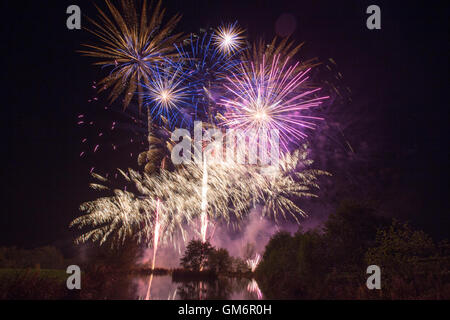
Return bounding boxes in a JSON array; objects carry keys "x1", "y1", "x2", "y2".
[{"x1": 89, "y1": 274, "x2": 264, "y2": 300}]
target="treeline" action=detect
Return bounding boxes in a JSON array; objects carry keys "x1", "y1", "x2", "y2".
[
  {"x1": 0, "y1": 246, "x2": 72, "y2": 300},
  {"x1": 256, "y1": 201, "x2": 450, "y2": 299},
  {"x1": 0, "y1": 246, "x2": 66, "y2": 269},
  {"x1": 176, "y1": 240, "x2": 251, "y2": 279}
]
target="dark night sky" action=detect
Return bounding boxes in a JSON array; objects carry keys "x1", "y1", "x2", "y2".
[{"x1": 1, "y1": 0, "x2": 448, "y2": 250}]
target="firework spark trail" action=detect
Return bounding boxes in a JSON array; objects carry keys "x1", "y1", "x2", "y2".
[
  {"x1": 145, "y1": 198, "x2": 161, "y2": 300},
  {"x1": 200, "y1": 156, "x2": 209, "y2": 243},
  {"x1": 246, "y1": 253, "x2": 261, "y2": 272},
  {"x1": 152, "y1": 199, "x2": 162, "y2": 271}
]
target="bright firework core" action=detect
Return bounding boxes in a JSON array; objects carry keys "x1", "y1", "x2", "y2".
[
  {"x1": 144, "y1": 65, "x2": 191, "y2": 122},
  {"x1": 158, "y1": 90, "x2": 172, "y2": 104},
  {"x1": 218, "y1": 32, "x2": 240, "y2": 54},
  {"x1": 151, "y1": 85, "x2": 179, "y2": 112},
  {"x1": 223, "y1": 34, "x2": 233, "y2": 45},
  {"x1": 214, "y1": 23, "x2": 245, "y2": 55},
  {"x1": 252, "y1": 103, "x2": 270, "y2": 122}
]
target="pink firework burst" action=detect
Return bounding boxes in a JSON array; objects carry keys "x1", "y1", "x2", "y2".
[{"x1": 219, "y1": 54, "x2": 328, "y2": 149}]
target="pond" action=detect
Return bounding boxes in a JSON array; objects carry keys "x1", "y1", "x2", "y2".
[{"x1": 86, "y1": 274, "x2": 263, "y2": 300}]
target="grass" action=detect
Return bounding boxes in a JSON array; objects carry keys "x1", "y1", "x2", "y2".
[
  {"x1": 0, "y1": 268, "x2": 70, "y2": 300},
  {"x1": 0, "y1": 268, "x2": 67, "y2": 282}
]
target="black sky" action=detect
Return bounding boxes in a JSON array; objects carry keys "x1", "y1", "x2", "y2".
[{"x1": 1, "y1": 0, "x2": 448, "y2": 250}]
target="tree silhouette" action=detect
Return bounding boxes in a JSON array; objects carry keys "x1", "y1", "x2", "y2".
[
  {"x1": 208, "y1": 248, "x2": 232, "y2": 273},
  {"x1": 180, "y1": 240, "x2": 214, "y2": 271},
  {"x1": 366, "y1": 220, "x2": 437, "y2": 277}
]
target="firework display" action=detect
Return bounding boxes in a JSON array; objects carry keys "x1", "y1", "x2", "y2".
[
  {"x1": 1, "y1": 0, "x2": 446, "y2": 305},
  {"x1": 71, "y1": 0, "x2": 331, "y2": 298}
]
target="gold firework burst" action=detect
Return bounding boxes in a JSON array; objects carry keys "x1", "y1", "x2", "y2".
[
  {"x1": 71, "y1": 145, "x2": 330, "y2": 248},
  {"x1": 80, "y1": 0, "x2": 184, "y2": 111}
]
